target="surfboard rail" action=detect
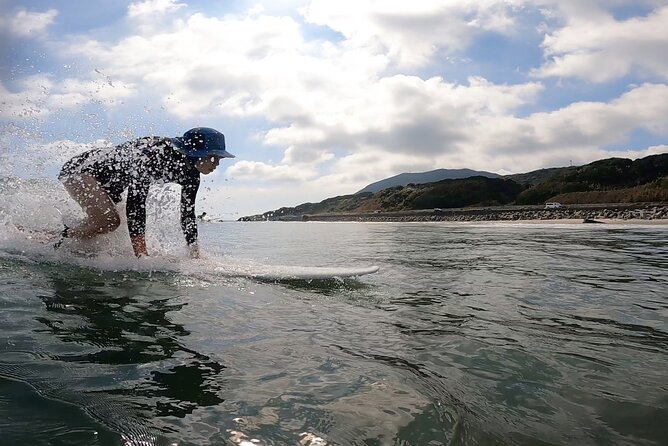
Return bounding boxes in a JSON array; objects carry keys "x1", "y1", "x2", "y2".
[{"x1": 215, "y1": 264, "x2": 380, "y2": 280}]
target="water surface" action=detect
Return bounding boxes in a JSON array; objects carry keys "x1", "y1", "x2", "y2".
[{"x1": 1, "y1": 221, "x2": 667, "y2": 445}]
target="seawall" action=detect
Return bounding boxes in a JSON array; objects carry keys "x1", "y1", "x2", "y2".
[{"x1": 293, "y1": 203, "x2": 668, "y2": 222}]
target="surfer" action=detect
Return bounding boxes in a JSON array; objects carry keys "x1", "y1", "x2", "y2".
[{"x1": 56, "y1": 127, "x2": 235, "y2": 257}]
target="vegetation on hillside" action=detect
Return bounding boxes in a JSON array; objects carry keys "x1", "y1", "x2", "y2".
[
  {"x1": 549, "y1": 176, "x2": 668, "y2": 204},
  {"x1": 504, "y1": 167, "x2": 573, "y2": 186},
  {"x1": 240, "y1": 154, "x2": 668, "y2": 220},
  {"x1": 516, "y1": 155, "x2": 668, "y2": 204},
  {"x1": 368, "y1": 177, "x2": 525, "y2": 211}
]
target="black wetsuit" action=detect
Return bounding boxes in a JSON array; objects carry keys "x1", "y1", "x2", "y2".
[{"x1": 58, "y1": 137, "x2": 200, "y2": 245}]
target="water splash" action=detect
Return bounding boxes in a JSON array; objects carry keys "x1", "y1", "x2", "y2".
[{"x1": 0, "y1": 175, "x2": 196, "y2": 259}]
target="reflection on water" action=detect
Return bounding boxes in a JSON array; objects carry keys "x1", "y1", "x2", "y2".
[
  {"x1": 1, "y1": 222, "x2": 667, "y2": 445},
  {"x1": 1, "y1": 265, "x2": 228, "y2": 445},
  {"x1": 46, "y1": 275, "x2": 226, "y2": 421}
]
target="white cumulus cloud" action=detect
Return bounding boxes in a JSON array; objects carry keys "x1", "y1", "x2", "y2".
[
  {"x1": 0, "y1": 8, "x2": 58, "y2": 38},
  {"x1": 0, "y1": 74, "x2": 136, "y2": 121},
  {"x1": 4, "y1": 1, "x2": 668, "y2": 216},
  {"x1": 227, "y1": 160, "x2": 317, "y2": 182},
  {"x1": 303, "y1": 0, "x2": 525, "y2": 67},
  {"x1": 128, "y1": 0, "x2": 186, "y2": 18},
  {"x1": 534, "y1": 3, "x2": 668, "y2": 81}
]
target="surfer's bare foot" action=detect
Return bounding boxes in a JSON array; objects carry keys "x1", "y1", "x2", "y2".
[{"x1": 189, "y1": 244, "x2": 200, "y2": 259}]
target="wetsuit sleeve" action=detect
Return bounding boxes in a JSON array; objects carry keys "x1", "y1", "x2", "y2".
[
  {"x1": 126, "y1": 179, "x2": 151, "y2": 239},
  {"x1": 181, "y1": 182, "x2": 199, "y2": 245}
]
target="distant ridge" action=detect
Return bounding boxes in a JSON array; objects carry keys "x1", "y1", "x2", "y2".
[
  {"x1": 238, "y1": 153, "x2": 668, "y2": 221},
  {"x1": 357, "y1": 168, "x2": 500, "y2": 194}
]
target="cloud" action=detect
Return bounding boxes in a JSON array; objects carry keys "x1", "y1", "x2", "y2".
[
  {"x1": 202, "y1": 183, "x2": 331, "y2": 218},
  {"x1": 0, "y1": 8, "x2": 58, "y2": 38},
  {"x1": 55, "y1": 4, "x2": 667, "y2": 191},
  {"x1": 646, "y1": 144, "x2": 668, "y2": 154},
  {"x1": 36, "y1": 139, "x2": 110, "y2": 166},
  {"x1": 432, "y1": 82, "x2": 668, "y2": 172},
  {"x1": 61, "y1": 0, "x2": 538, "y2": 123},
  {"x1": 4, "y1": 1, "x2": 668, "y2": 217},
  {"x1": 0, "y1": 77, "x2": 52, "y2": 121},
  {"x1": 533, "y1": 4, "x2": 668, "y2": 82},
  {"x1": 226, "y1": 160, "x2": 317, "y2": 182},
  {"x1": 128, "y1": 0, "x2": 186, "y2": 18},
  {"x1": 264, "y1": 75, "x2": 544, "y2": 162},
  {"x1": 494, "y1": 83, "x2": 668, "y2": 151},
  {"x1": 255, "y1": 81, "x2": 668, "y2": 194},
  {"x1": 127, "y1": 0, "x2": 187, "y2": 34},
  {"x1": 0, "y1": 138, "x2": 110, "y2": 179},
  {"x1": 535, "y1": 0, "x2": 665, "y2": 22},
  {"x1": 0, "y1": 75, "x2": 136, "y2": 121},
  {"x1": 303, "y1": 0, "x2": 525, "y2": 67},
  {"x1": 63, "y1": 12, "x2": 310, "y2": 118}
]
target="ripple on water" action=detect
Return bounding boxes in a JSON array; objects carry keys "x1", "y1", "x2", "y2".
[{"x1": 0, "y1": 222, "x2": 667, "y2": 445}]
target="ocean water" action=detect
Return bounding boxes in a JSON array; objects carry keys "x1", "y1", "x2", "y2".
[{"x1": 1, "y1": 220, "x2": 667, "y2": 446}]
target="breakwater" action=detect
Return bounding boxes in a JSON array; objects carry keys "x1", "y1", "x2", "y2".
[{"x1": 291, "y1": 204, "x2": 668, "y2": 222}]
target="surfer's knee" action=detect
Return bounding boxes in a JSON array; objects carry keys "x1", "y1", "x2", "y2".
[
  {"x1": 87, "y1": 208, "x2": 120, "y2": 235},
  {"x1": 106, "y1": 211, "x2": 121, "y2": 232},
  {"x1": 98, "y1": 210, "x2": 121, "y2": 234}
]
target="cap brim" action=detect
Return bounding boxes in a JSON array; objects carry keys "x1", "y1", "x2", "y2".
[
  {"x1": 170, "y1": 138, "x2": 235, "y2": 158},
  {"x1": 209, "y1": 149, "x2": 236, "y2": 158}
]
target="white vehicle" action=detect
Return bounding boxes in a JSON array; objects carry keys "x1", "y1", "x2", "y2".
[{"x1": 544, "y1": 202, "x2": 562, "y2": 209}]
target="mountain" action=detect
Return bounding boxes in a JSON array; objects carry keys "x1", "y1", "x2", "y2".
[
  {"x1": 367, "y1": 176, "x2": 524, "y2": 210},
  {"x1": 239, "y1": 154, "x2": 668, "y2": 221},
  {"x1": 356, "y1": 168, "x2": 500, "y2": 193}
]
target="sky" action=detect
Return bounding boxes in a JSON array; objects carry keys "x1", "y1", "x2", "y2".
[{"x1": 1, "y1": 0, "x2": 668, "y2": 219}]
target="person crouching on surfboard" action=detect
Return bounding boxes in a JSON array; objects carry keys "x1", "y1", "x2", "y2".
[{"x1": 55, "y1": 127, "x2": 235, "y2": 258}]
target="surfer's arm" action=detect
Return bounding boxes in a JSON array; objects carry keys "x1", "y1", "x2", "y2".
[
  {"x1": 180, "y1": 182, "x2": 199, "y2": 254},
  {"x1": 127, "y1": 180, "x2": 151, "y2": 257},
  {"x1": 131, "y1": 235, "x2": 148, "y2": 257}
]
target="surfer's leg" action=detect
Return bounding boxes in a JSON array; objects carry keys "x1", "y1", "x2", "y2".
[{"x1": 61, "y1": 174, "x2": 121, "y2": 238}]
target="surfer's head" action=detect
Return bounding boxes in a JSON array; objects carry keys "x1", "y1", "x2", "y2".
[
  {"x1": 171, "y1": 127, "x2": 235, "y2": 175},
  {"x1": 172, "y1": 127, "x2": 236, "y2": 160}
]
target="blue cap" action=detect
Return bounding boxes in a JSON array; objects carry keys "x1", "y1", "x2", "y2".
[{"x1": 171, "y1": 127, "x2": 236, "y2": 158}]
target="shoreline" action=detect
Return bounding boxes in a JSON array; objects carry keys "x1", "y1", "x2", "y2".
[
  {"x1": 241, "y1": 203, "x2": 668, "y2": 224},
  {"x1": 489, "y1": 218, "x2": 668, "y2": 225}
]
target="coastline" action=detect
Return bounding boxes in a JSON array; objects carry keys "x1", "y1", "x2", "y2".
[
  {"x1": 243, "y1": 203, "x2": 668, "y2": 224},
  {"x1": 496, "y1": 218, "x2": 668, "y2": 225}
]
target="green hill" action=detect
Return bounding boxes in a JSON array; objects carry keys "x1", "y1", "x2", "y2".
[
  {"x1": 516, "y1": 155, "x2": 668, "y2": 204},
  {"x1": 369, "y1": 177, "x2": 524, "y2": 210},
  {"x1": 239, "y1": 153, "x2": 668, "y2": 221}
]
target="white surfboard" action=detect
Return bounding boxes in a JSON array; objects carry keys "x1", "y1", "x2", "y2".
[
  {"x1": 213, "y1": 264, "x2": 380, "y2": 280},
  {"x1": 5, "y1": 226, "x2": 380, "y2": 281}
]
